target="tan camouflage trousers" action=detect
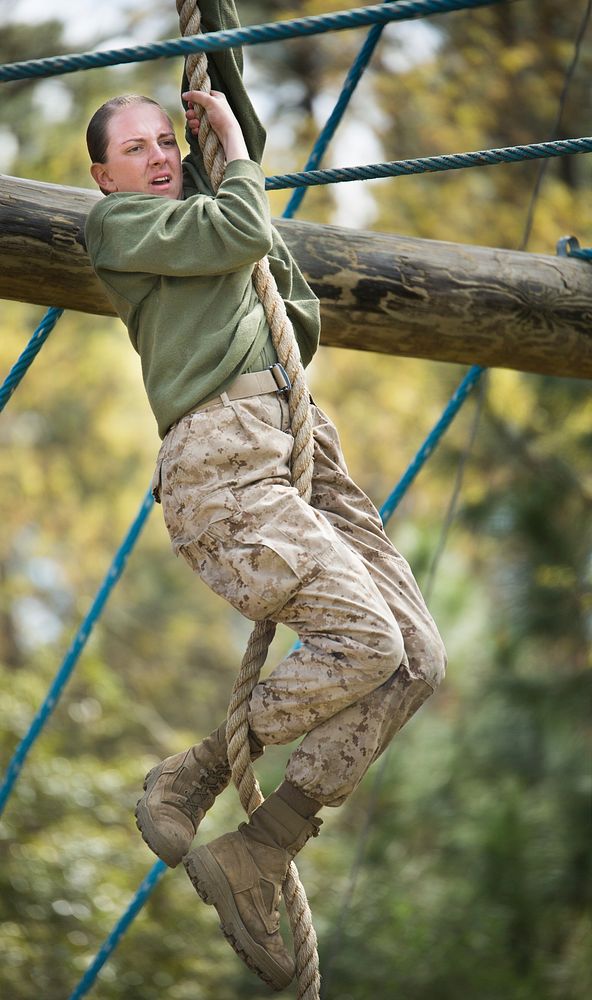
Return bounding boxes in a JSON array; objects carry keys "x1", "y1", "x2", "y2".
[{"x1": 154, "y1": 391, "x2": 446, "y2": 805}]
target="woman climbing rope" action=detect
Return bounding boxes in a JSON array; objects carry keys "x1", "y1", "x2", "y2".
[{"x1": 84, "y1": 0, "x2": 446, "y2": 991}]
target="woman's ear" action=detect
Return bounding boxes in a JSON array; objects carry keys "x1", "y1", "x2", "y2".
[{"x1": 90, "y1": 162, "x2": 117, "y2": 192}]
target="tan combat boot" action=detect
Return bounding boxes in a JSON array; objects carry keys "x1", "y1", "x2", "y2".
[
  {"x1": 135, "y1": 722, "x2": 264, "y2": 868},
  {"x1": 183, "y1": 782, "x2": 322, "y2": 990}
]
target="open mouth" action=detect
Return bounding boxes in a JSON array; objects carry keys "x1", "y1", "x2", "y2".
[{"x1": 151, "y1": 175, "x2": 172, "y2": 187}]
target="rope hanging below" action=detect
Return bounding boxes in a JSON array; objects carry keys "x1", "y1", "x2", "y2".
[{"x1": 176, "y1": 2, "x2": 320, "y2": 997}]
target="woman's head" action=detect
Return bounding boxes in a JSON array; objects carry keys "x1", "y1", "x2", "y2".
[{"x1": 87, "y1": 95, "x2": 183, "y2": 199}]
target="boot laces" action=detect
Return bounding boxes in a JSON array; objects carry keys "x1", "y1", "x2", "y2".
[{"x1": 184, "y1": 760, "x2": 230, "y2": 815}]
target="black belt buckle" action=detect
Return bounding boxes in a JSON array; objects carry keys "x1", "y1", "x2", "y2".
[{"x1": 269, "y1": 363, "x2": 291, "y2": 394}]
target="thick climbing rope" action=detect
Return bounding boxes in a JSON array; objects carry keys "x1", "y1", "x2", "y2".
[
  {"x1": 62, "y1": 357, "x2": 486, "y2": 1000},
  {"x1": 177, "y1": 3, "x2": 319, "y2": 995}
]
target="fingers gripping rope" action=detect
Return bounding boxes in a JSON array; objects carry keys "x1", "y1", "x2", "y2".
[{"x1": 178, "y1": 4, "x2": 320, "y2": 996}]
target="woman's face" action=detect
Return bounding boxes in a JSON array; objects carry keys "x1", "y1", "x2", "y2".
[{"x1": 90, "y1": 103, "x2": 184, "y2": 199}]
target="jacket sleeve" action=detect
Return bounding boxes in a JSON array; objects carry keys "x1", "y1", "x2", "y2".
[
  {"x1": 181, "y1": 0, "x2": 266, "y2": 193},
  {"x1": 91, "y1": 160, "x2": 272, "y2": 278},
  {"x1": 268, "y1": 226, "x2": 321, "y2": 368}
]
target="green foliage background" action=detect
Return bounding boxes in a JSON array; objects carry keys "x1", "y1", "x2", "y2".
[{"x1": 0, "y1": 2, "x2": 590, "y2": 998}]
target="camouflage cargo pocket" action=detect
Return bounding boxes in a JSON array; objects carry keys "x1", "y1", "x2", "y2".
[{"x1": 177, "y1": 484, "x2": 334, "y2": 622}]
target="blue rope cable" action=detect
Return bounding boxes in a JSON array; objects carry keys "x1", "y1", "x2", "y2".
[
  {"x1": 556, "y1": 235, "x2": 592, "y2": 261},
  {"x1": 65, "y1": 359, "x2": 483, "y2": 999},
  {"x1": 0, "y1": 307, "x2": 64, "y2": 412},
  {"x1": 0, "y1": 0, "x2": 502, "y2": 83},
  {"x1": 379, "y1": 365, "x2": 485, "y2": 521},
  {"x1": 282, "y1": 1, "x2": 398, "y2": 219},
  {"x1": 67, "y1": 859, "x2": 168, "y2": 1000},
  {"x1": 0, "y1": 488, "x2": 154, "y2": 817},
  {"x1": 267, "y1": 136, "x2": 592, "y2": 190}
]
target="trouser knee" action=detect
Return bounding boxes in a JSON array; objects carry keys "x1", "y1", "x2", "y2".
[
  {"x1": 367, "y1": 617, "x2": 405, "y2": 685},
  {"x1": 424, "y1": 631, "x2": 447, "y2": 691}
]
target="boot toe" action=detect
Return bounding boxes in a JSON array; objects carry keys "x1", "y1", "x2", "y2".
[
  {"x1": 135, "y1": 798, "x2": 195, "y2": 868},
  {"x1": 134, "y1": 734, "x2": 231, "y2": 867}
]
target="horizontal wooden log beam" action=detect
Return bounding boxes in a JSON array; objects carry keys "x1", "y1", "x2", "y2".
[{"x1": 1, "y1": 173, "x2": 591, "y2": 379}]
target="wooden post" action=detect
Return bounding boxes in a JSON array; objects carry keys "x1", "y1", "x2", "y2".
[{"x1": 1, "y1": 173, "x2": 591, "y2": 379}]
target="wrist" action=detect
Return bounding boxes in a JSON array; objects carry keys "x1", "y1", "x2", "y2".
[{"x1": 223, "y1": 135, "x2": 250, "y2": 162}]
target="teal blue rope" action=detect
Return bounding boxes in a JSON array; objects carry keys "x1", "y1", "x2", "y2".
[
  {"x1": 0, "y1": 1, "x2": 501, "y2": 82},
  {"x1": 267, "y1": 136, "x2": 592, "y2": 190},
  {"x1": 67, "y1": 859, "x2": 168, "y2": 1000},
  {"x1": 282, "y1": 2, "x2": 397, "y2": 219},
  {"x1": 380, "y1": 366, "x2": 485, "y2": 520},
  {"x1": 0, "y1": 489, "x2": 154, "y2": 817},
  {"x1": 556, "y1": 235, "x2": 592, "y2": 261},
  {"x1": 0, "y1": 307, "x2": 63, "y2": 412}
]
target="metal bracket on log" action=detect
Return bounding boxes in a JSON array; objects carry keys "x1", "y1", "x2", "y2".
[{"x1": 1, "y1": 173, "x2": 590, "y2": 379}]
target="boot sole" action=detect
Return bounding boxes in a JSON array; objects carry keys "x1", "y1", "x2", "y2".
[
  {"x1": 184, "y1": 846, "x2": 294, "y2": 991},
  {"x1": 135, "y1": 766, "x2": 184, "y2": 870}
]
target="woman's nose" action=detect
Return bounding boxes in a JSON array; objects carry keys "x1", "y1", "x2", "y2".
[{"x1": 148, "y1": 143, "x2": 165, "y2": 164}]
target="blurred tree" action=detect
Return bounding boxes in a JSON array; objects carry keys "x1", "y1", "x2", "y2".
[{"x1": 0, "y1": 1, "x2": 590, "y2": 998}]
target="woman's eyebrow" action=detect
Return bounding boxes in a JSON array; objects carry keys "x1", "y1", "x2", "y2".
[{"x1": 119, "y1": 131, "x2": 176, "y2": 146}]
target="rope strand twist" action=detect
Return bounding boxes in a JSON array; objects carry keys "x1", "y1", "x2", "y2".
[{"x1": 177, "y1": 3, "x2": 319, "y2": 996}]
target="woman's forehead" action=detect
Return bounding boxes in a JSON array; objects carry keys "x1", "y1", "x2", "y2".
[{"x1": 108, "y1": 104, "x2": 175, "y2": 145}]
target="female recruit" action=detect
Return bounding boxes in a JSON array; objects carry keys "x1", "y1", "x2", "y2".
[{"x1": 85, "y1": 2, "x2": 446, "y2": 988}]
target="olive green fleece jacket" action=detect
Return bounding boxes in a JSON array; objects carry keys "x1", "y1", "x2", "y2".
[{"x1": 84, "y1": 0, "x2": 320, "y2": 438}]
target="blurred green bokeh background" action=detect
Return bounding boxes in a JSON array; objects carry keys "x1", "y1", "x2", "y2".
[{"x1": 0, "y1": 2, "x2": 590, "y2": 998}]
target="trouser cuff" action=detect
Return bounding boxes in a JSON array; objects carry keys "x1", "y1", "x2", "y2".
[{"x1": 276, "y1": 779, "x2": 322, "y2": 820}]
